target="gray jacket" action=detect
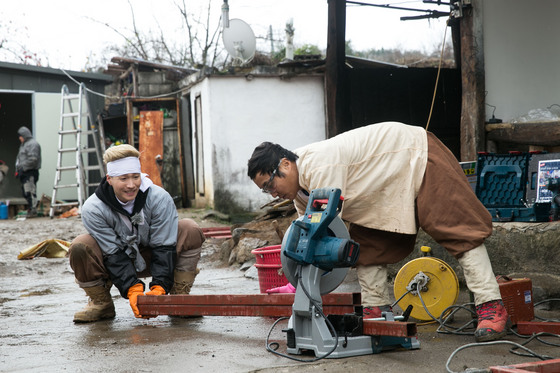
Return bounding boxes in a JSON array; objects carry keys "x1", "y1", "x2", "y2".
[
  {"x1": 16, "y1": 126, "x2": 41, "y2": 172},
  {"x1": 81, "y1": 182, "x2": 178, "y2": 296},
  {"x1": 82, "y1": 183, "x2": 178, "y2": 259}
]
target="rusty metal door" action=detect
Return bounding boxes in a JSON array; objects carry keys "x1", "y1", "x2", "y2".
[{"x1": 139, "y1": 111, "x2": 163, "y2": 187}]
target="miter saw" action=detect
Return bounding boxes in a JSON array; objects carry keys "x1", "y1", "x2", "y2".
[{"x1": 278, "y1": 188, "x2": 420, "y2": 359}]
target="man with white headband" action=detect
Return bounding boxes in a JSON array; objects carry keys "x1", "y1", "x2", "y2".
[{"x1": 68, "y1": 144, "x2": 205, "y2": 322}]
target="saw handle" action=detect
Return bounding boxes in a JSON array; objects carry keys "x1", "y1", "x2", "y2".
[
  {"x1": 312, "y1": 196, "x2": 344, "y2": 210},
  {"x1": 309, "y1": 188, "x2": 344, "y2": 214}
]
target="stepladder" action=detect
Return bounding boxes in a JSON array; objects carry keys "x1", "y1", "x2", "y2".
[{"x1": 49, "y1": 83, "x2": 105, "y2": 218}]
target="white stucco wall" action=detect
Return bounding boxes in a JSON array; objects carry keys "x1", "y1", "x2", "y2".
[
  {"x1": 483, "y1": 0, "x2": 560, "y2": 122},
  {"x1": 33, "y1": 92, "x2": 63, "y2": 201},
  {"x1": 188, "y1": 74, "x2": 326, "y2": 211}
]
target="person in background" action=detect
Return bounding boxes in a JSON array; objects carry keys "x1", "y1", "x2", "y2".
[
  {"x1": 15, "y1": 126, "x2": 41, "y2": 218},
  {"x1": 247, "y1": 121, "x2": 510, "y2": 342},
  {"x1": 68, "y1": 144, "x2": 205, "y2": 322}
]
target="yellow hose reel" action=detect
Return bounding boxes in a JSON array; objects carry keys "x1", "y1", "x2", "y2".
[{"x1": 393, "y1": 247, "x2": 459, "y2": 321}]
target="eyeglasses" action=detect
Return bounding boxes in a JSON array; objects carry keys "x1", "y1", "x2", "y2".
[{"x1": 261, "y1": 160, "x2": 282, "y2": 194}]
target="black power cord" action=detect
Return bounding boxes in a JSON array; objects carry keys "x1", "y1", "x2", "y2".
[
  {"x1": 392, "y1": 279, "x2": 560, "y2": 372},
  {"x1": 265, "y1": 265, "x2": 341, "y2": 362}
]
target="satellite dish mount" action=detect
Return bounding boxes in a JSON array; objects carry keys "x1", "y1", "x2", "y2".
[{"x1": 222, "y1": 18, "x2": 256, "y2": 66}]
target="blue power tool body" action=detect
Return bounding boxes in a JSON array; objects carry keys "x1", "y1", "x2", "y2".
[{"x1": 282, "y1": 188, "x2": 359, "y2": 271}]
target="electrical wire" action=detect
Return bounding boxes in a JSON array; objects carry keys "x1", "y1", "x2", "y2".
[
  {"x1": 59, "y1": 68, "x2": 187, "y2": 100},
  {"x1": 393, "y1": 276, "x2": 477, "y2": 334},
  {"x1": 445, "y1": 340, "x2": 553, "y2": 373},
  {"x1": 391, "y1": 288, "x2": 412, "y2": 308},
  {"x1": 264, "y1": 265, "x2": 340, "y2": 362},
  {"x1": 394, "y1": 274, "x2": 560, "y2": 371},
  {"x1": 425, "y1": 14, "x2": 451, "y2": 131},
  {"x1": 534, "y1": 299, "x2": 560, "y2": 322},
  {"x1": 59, "y1": 68, "x2": 120, "y2": 100},
  {"x1": 416, "y1": 287, "x2": 480, "y2": 334},
  {"x1": 507, "y1": 331, "x2": 560, "y2": 358}
]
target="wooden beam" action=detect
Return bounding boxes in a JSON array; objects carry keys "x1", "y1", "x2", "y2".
[
  {"x1": 325, "y1": 0, "x2": 347, "y2": 138},
  {"x1": 459, "y1": 0, "x2": 485, "y2": 161},
  {"x1": 486, "y1": 121, "x2": 560, "y2": 146},
  {"x1": 173, "y1": 97, "x2": 188, "y2": 207}
]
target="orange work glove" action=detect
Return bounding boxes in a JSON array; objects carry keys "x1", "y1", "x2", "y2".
[
  {"x1": 145, "y1": 285, "x2": 166, "y2": 296},
  {"x1": 127, "y1": 283, "x2": 145, "y2": 318}
]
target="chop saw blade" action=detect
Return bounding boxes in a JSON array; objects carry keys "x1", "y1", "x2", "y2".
[{"x1": 280, "y1": 216, "x2": 349, "y2": 295}]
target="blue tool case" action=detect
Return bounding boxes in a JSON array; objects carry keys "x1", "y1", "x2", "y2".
[{"x1": 475, "y1": 152, "x2": 551, "y2": 222}]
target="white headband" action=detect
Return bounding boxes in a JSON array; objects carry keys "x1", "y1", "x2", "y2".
[{"x1": 106, "y1": 156, "x2": 141, "y2": 176}]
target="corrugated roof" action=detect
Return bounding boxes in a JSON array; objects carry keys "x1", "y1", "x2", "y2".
[{"x1": 0, "y1": 60, "x2": 113, "y2": 82}]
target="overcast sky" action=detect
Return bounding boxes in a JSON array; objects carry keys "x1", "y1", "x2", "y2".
[{"x1": 0, "y1": 0, "x2": 449, "y2": 71}]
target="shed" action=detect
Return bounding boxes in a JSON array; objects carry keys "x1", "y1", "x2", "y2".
[
  {"x1": 102, "y1": 57, "x2": 197, "y2": 208},
  {"x1": 0, "y1": 61, "x2": 112, "y2": 210},
  {"x1": 178, "y1": 65, "x2": 326, "y2": 214}
]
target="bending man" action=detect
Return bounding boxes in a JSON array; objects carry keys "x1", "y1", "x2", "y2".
[{"x1": 247, "y1": 121, "x2": 508, "y2": 342}]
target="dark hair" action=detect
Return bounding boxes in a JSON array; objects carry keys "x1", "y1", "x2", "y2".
[{"x1": 247, "y1": 142, "x2": 299, "y2": 179}]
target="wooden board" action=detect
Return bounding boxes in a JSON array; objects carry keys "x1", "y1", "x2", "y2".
[
  {"x1": 139, "y1": 111, "x2": 163, "y2": 186},
  {"x1": 486, "y1": 121, "x2": 560, "y2": 146}
]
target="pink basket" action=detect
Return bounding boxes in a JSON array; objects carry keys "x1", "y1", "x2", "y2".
[{"x1": 251, "y1": 245, "x2": 288, "y2": 293}]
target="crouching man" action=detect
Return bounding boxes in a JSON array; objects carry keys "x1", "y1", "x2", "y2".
[{"x1": 69, "y1": 144, "x2": 205, "y2": 322}]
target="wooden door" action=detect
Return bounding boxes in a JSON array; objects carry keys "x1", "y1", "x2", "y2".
[{"x1": 139, "y1": 111, "x2": 163, "y2": 187}]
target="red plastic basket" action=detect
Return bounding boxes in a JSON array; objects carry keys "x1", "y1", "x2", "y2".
[{"x1": 251, "y1": 245, "x2": 288, "y2": 293}]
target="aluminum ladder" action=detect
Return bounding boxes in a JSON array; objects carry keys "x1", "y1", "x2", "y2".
[{"x1": 49, "y1": 83, "x2": 105, "y2": 218}]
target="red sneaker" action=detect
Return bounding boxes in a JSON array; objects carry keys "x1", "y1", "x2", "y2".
[
  {"x1": 362, "y1": 305, "x2": 392, "y2": 319},
  {"x1": 474, "y1": 300, "x2": 511, "y2": 342}
]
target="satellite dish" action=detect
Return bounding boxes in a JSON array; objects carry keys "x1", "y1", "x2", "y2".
[{"x1": 222, "y1": 18, "x2": 256, "y2": 65}]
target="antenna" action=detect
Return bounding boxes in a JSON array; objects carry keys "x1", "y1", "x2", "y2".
[{"x1": 222, "y1": 18, "x2": 256, "y2": 65}]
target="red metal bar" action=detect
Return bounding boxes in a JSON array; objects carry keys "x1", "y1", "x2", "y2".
[
  {"x1": 362, "y1": 320, "x2": 417, "y2": 338},
  {"x1": 516, "y1": 321, "x2": 560, "y2": 335},
  {"x1": 138, "y1": 292, "x2": 418, "y2": 338},
  {"x1": 137, "y1": 292, "x2": 361, "y2": 317},
  {"x1": 490, "y1": 358, "x2": 560, "y2": 373},
  {"x1": 201, "y1": 227, "x2": 232, "y2": 239},
  {"x1": 201, "y1": 227, "x2": 230, "y2": 232}
]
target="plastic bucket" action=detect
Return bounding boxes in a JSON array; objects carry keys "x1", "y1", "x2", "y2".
[
  {"x1": 251, "y1": 245, "x2": 288, "y2": 293},
  {"x1": 0, "y1": 203, "x2": 8, "y2": 220}
]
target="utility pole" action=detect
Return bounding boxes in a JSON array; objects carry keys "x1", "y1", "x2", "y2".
[{"x1": 325, "y1": 0, "x2": 349, "y2": 138}]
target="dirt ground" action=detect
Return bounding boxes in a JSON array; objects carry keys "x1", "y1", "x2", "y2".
[{"x1": 2, "y1": 212, "x2": 560, "y2": 373}]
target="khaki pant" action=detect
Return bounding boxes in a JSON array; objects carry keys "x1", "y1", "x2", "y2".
[
  {"x1": 21, "y1": 174, "x2": 38, "y2": 211},
  {"x1": 69, "y1": 218, "x2": 205, "y2": 288}
]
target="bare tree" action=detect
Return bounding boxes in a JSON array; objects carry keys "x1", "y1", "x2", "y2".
[
  {"x1": 0, "y1": 21, "x2": 45, "y2": 66},
  {"x1": 98, "y1": 0, "x2": 225, "y2": 69}
]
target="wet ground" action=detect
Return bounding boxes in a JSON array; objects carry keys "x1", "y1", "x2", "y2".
[{"x1": 1, "y1": 214, "x2": 560, "y2": 373}]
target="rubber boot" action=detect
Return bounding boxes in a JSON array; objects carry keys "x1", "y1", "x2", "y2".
[
  {"x1": 170, "y1": 268, "x2": 200, "y2": 295},
  {"x1": 73, "y1": 285, "x2": 115, "y2": 323}
]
